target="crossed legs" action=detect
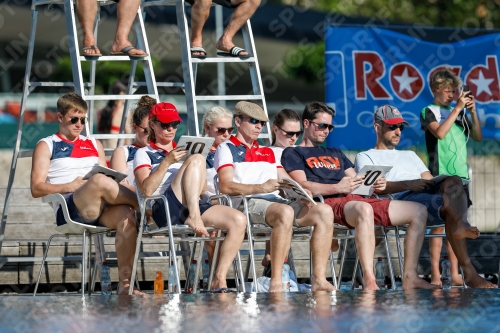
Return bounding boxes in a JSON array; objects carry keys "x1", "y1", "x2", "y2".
[
  {"x1": 76, "y1": 0, "x2": 147, "y2": 56},
  {"x1": 72, "y1": 174, "x2": 142, "y2": 294},
  {"x1": 439, "y1": 176, "x2": 496, "y2": 288}
]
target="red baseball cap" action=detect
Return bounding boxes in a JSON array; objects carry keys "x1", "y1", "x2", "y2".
[
  {"x1": 373, "y1": 105, "x2": 409, "y2": 125},
  {"x1": 149, "y1": 102, "x2": 183, "y2": 123}
]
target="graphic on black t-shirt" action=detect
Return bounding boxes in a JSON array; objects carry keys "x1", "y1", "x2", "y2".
[{"x1": 306, "y1": 156, "x2": 341, "y2": 170}]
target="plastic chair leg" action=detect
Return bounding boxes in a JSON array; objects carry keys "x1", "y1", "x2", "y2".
[{"x1": 33, "y1": 234, "x2": 57, "y2": 296}]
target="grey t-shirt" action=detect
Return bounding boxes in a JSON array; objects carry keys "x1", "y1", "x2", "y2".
[{"x1": 354, "y1": 149, "x2": 429, "y2": 182}]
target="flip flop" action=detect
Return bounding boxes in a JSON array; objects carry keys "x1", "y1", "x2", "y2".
[
  {"x1": 216, "y1": 46, "x2": 249, "y2": 58},
  {"x1": 110, "y1": 46, "x2": 148, "y2": 58},
  {"x1": 191, "y1": 47, "x2": 207, "y2": 59},
  {"x1": 82, "y1": 45, "x2": 102, "y2": 57},
  {"x1": 210, "y1": 287, "x2": 234, "y2": 293}
]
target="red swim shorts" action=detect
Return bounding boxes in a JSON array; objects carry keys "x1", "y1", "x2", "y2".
[{"x1": 323, "y1": 194, "x2": 392, "y2": 229}]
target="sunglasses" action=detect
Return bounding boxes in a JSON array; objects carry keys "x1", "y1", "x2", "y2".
[
  {"x1": 137, "y1": 125, "x2": 148, "y2": 135},
  {"x1": 69, "y1": 116, "x2": 88, "y2": 125},
  {"x1": 387, "y1": 124, "x2": 405, "y2": 131},
  {"x1": 215, "y1": 127, "x2": 234, "y2": 135},
  {"x1": 277, "y1": 126, "x2": 303, "y2": 138},
  {"x1": 155, "y1": 120, "x2": 180, "y2": 130},
  {"x1": 310, "y1": 121, "x2": 334, "y2": 132},
  {"x1": 240, "y1": 116, "x2": 267, "y2": 127}
]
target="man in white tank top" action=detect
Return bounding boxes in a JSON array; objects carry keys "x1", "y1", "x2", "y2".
[{"x1": 30, "y1": 92, "x2": 143, "y2": 295}]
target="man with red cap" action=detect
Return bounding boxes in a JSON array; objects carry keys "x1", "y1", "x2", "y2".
[
  {"x1": 31, "y1": 92, "x2": 143, "y2": 295},
  {"x1": 354, "y1": 104, "x2": 497, "y2": 289},
  {"x1": 281, "y1": 102, "x2": 438, "y2": 290},
  {"x1": 134, "y1": 102, "x2": 246, "y2": 292}
]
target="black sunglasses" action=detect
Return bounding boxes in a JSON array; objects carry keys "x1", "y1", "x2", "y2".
[
  {"x1": 137, "y1": 125, "x2": 148, "y2": 135},
  {"x1": 310, "y1": 121, "x2": 334, "y2": 132},
  {"x1": 155, "y1": 120, "x2": 180, "y2": 130},
  {"x1": 277, "y1": 126, "x2": 303, "y2": 138},
  {"x1": 69, "y1": 116, "x2": 88, "y2": 125},
  {"x1": 387, "y1": 124, "x2": 405, "y2": 131},
  {"x1": 215, "y1": 127, "x2": 234, "y2": 135},
  {"x1": 240, "y1": 116, "x2": 267, "y2": 127}
]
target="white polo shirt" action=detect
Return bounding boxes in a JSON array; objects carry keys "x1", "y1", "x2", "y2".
[
  {"x1": 214, "y1": 135, "x2": 281, "y2": 201},
  {"x1": 133, "y1": 141, "x2": 182, "y2": 196},
  {"x1": 120, "y1": 144, "x2": 141, "y2": 185}
]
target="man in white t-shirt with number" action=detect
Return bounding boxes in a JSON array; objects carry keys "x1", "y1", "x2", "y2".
[{"x1": 355, "y1": 104, "x2": 496, "y2": 289}]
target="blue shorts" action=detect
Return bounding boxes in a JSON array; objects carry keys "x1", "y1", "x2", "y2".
[
  {"x1": 56, "y1": 194, "x2": 99, "y2": 226},
  {"x1": 392, "y1": 189, "x2": 444, "y2": 226},
  {"x1": 152, "y1": 186, "x2": 213, "y2": 228}
]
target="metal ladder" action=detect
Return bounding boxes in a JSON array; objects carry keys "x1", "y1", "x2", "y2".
[
  {"x1": 0, "y1": 0, "x2": 158, "y2": 273},
  {"x1": 141, "y1": 0, "x2": 272, "y2": 144}
]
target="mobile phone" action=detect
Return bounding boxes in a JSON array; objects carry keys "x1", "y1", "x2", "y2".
[{"x1": 462, "y1": 85, "x2": 471, "y2": 97}]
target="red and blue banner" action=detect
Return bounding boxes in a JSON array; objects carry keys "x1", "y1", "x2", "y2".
[{"x1": 325, "y1": 27, "x2": 500, "y2": 149}]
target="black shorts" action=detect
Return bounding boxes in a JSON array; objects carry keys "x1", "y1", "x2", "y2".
[
  {"x1": 56, "y1": 194, "x2": 99, "y2": 226},
  {"x1": 152, "y1": 186, "x2": 213, "y2": 228},
  {"x1": 185, "y1": 0, "x2": 238, "y2": 9}
]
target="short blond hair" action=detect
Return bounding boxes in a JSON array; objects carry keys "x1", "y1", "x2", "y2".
[
  {"x1": 430, "y1": 69, "x2": 462, "y2": 91},
  {"x1": 201, "y1": 106, "x2": 232, "y2": 136},
  {"x1": 57, "y1": 92, "x2": 87, "y2": 116}
]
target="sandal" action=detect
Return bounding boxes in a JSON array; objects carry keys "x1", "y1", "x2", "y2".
[
  {"x1": 110, "y1": 46, "x2": 148, "y2": 58},
  {"x1": 191, "y1": 47, "x2": 207, "y2": 59},
  {"x1": 82, "y1": 45, "x2": 102, "y2": 57},
  {"x1": 216, "y1": 46, "x2": 249, "y2": 58}
]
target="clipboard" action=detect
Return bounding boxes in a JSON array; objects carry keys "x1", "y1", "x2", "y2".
[
  {"x1": 176, "y1": 136, "x2": 215, "y2": 162},
  {"x1": 83, "y1": 165, "x2": 127, "y2": 183},
  {"x1": 351, "y1": 165, "x2": 393, "y2": 196}
]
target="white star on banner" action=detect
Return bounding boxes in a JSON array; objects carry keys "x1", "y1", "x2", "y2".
[
  {"x1": 394, "y1": 68, "x2": 418, "y2": 94},
  {"x1": 470, "y1": 70, "x2": 494, "y2": 96}
]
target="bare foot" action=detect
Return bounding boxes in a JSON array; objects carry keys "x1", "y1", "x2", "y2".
[
  {"x1": 118, "y1": 283, "x2": 147, "y2": 296},
  {"x1": 452, "y1": 274, "x2": 464, "y2": 286},
  {"x1": 111, "y1": 40, "x2": 147, "y2": 56},
  {"x1": 216, "y1": 39, "x2": 249, "y2": 57},
  {"x1": 465, "y1": 274, "x2": 498, "y2": 288},
  {"x1": 453, "y1": 223, "x2": 480, "y2": 239},
  {"x1": 430, "y1": 275, "x2": 442, "y2": 286},
  {"x1": 403, "y1": 275, "x2": 440, "y2": 290},
  {"x1": 184, "y1": 215, "x2": 209, "y2": 237},
  {"x1": 311, "y1": 278, "x2": 336, "y2": 292},
  {"x1": 269, "y1": 279, "x2": 283, "y2": 293},
  {"x1": 363, "y1": 279, "x2": 380, "y2": 291},
  {"x1": 331, "y1": 239, "x2": 339, "y2": 252}
]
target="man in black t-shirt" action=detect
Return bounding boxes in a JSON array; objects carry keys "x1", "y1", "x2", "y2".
[{"x1": 282, "y1": 102, "x2": 438, "y2": 291}]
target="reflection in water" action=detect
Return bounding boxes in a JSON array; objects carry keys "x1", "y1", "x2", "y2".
[{"x1": 1, "y1": 289, "x2": 500, "y2": 332}]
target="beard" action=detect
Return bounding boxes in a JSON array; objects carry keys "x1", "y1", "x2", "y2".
[{"x1": 383, "y1": 136, "x2": 399, "y2": 149}]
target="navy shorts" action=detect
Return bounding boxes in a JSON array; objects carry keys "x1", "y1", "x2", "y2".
[
  {"x1": 56, "y1": 194, "x2": 99, "y2": 226},
  {"x1": 152, "y1": 186, "x2": 213, "y2": 228},
  {"x1": 393, "y1": 189, "x2": 444, "y2": 226}
]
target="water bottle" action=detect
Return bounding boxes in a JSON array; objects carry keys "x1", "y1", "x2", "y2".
[
  {"x1": 154, "y1": 271, "x2": 164, "y2": 294},
  {"x1": 189, "y1": 260, "x2": 200, "y2": 293},
  {"x1": 100, "y1": 261, "x2": 112, "y2": 296},
  {"x1": 375, "y1": 257, "x2": 385, "y2": 289},
  {"x1": 202, "y1": 260, "x2": 210, "y2": 290},
  {"x1": 168, "y1": 261, "x2": 178, "y2": 294},
  {"x1": 282, "y1": 258, "x2": 291, "y2": 292},
  {"x1": 441, "y1": 256, "x2": 452, "y2": 290}
]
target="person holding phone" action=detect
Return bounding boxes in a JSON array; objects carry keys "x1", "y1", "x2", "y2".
[
  {"x1": 134, "y1": 102, "x2": 246, "y2": 292},
  {"x1": 282, "y1": 102, "x2": 437, "y2": 290},
  {"x1": 420, "y1": 69, "x2": 483, "y2": 286}
]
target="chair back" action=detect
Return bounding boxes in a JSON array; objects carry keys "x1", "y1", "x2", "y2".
[{"x1": 42, "y1": 193, "x2": 111, "y2": 234}]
